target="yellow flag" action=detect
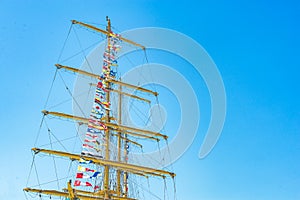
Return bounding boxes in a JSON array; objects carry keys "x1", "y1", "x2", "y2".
[{"x1": 78, "y1": 165, "x2": 85, "y2": 172}]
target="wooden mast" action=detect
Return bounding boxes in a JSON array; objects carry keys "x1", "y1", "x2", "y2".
[
  {"x1": 117, "y1": 82, "x2": 122, "y2": 196},
  {"x1": 104, "y1": 16, "x2": 112, "y2": 199}
]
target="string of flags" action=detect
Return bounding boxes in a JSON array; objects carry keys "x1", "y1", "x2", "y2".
[
  {"x1": 76, "y1": 171, "x2": 102, "y2": 179},
  {"x1": 74, "y1": 33, "x2": 122, "y2": 189},
  {"x1": 77, "y1": 165, "x2": 95, "y2": 172},
  {"x1": 79, "y1": 158, "x2": 93, "y2": 164},
  {"x1": 74, "y1": 180, "x2": 92, "y2": 187}
]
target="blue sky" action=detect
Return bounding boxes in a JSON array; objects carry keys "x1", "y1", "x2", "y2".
[{"x1": 0, "y1": 0, "x2": 299, "y2": 199}]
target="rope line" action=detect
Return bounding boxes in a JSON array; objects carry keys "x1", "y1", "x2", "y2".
[
  {"x1": 57, "y1": 71, "x2": 87, "y2": 118},
  {"x1": 29, "y1": 176, "x2": 73, "y2": 188},
  {"x1": 73, "y1": 27, "x2": 94, "y2": 73},
  {"x1": 59, "y1": 40, "x2": 102, "y2": 64},
  {"x1": 57, "y1": 23, "x2": 73, "y2": 63},
  {"x1": 172, "y1": 177, "x2": 177, "y2": 200},
  {"x1": 44, "y1": 120, "x2": 68, "y2": 152},
  {"x1": 33, "y1": 155, "x2": 41, "y2": 189},
  {"x1": 26, "y1": 153, "x2": 36, "y2": 187},
  {"x1": 143, "y1": 49, "x2": 158, "y2": 92},
  {"x1": 66, "y1": 160, "x2": 74, "y2": 187},
  {"x1": 130, "y1": 177, "x2": 162, "y2": 200},
  {"x1": 44, "y1": 68, "x2": 58, "y2": 109},
  {"x1": 47, "y1": 128, "x2": 60, "y2": 189},
  {"x1": 34, "y1": 114, "x2": 45, "y2": 147}
]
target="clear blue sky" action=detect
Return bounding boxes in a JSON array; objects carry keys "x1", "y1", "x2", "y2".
[{"x1": 0, "y1": 0, "x2": 299, "y2": 199}]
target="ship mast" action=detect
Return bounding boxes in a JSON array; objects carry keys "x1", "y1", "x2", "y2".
[
  {"x1": 117, "y1": 82, "x2": 122, "y2": 196},
  {"x1": 24, "y1": 17, "x2": 175, "y2": 200},
  {"x1": 104, "y1": 16, "x2": 112, "y2": 199}
]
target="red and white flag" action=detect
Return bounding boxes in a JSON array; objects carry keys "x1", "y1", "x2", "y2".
[
  {"x1": 77, "y1": 165, "x2": 95, "y2": 172},
  {"x1": 76, "y1": 173, "x2": 90, "y2": 179},
  {"x1": 82, "y1": 143, "x2": 94, "y2": 149},
  {"x1": 86, "y1": 133, "x2": 98, "y2": 139},
  {"x1": 84, "y1": 139, "x2": 97, "y2": 143},
  {"x1": 74, "y1": 180, "x2": 92, "y2": 187}
]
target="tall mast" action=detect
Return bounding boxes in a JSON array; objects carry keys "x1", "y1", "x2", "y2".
[
  {"x1": 117, "y1": 82, "x2": 122, "y2": 196},
  {"x1": 24, "y1": 17, "x2": 176, "y2": 200},
  {"x1": 104, "y1": 16, "x2": 112, "y2": 199},
  {"x1": 123, "y1": 132, "x2": 129, "y2": 198}
]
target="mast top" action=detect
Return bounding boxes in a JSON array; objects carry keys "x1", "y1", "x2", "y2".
[
  {"x1": 71, "y1": 19, "x2": 146, "y2": 50},
  {"x1": 106, "y1": 16, "x2": 111, "y2": 32}
]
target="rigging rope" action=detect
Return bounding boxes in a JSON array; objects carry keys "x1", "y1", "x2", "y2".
[
  {"x1": 33, "y1": 154, "x2": 41, "y2": 189},
  {"x1": 82, "y1": 82, "x2": 93, "y2": 116},
  {"x1": 73, "y1": 27, "x2": 94, "y2": 73},
  {"x1": 23, "y1": 190, "x2": 30, "y2": 200},
  {"x1": 47, "y1": 128, "x2": 60, "y2": 189},
  {"x1": 57, "y1": 70, "x2": 87, "y2": 118},
  {"x1": 121, "y1": 46, "x2": 156, "y2": 92},
  {"x1": 26, "y1": 154, "x2": 37, "y2": 187},
  {"x1": 34, "y1": 114, "x2": 45, "y2": 147},
  {"x1": 154, "y1": 95, "x2": 176, "y2": 173},
  {"x1": 59, "y1": 40, "x2": 102, "y2": 64},
  {"x1": 65, "y1": 160, "x2": 75, "y2": 188},
  {"x1": 30, "y1": 176, "x2": 74, "y2": 188},
  {"x1": 130, "y1": 177, "x2": 162, "y2": 200},
  {"x1": 72, "y1": 122, "x2": 82, "y2": 153},
  {"x1": 165, "y1": 139, "x2": 175, "y2": 172},
  {"x1": 163, "y1": 177, "x2": 170, "y2": 200},
  {"x1": 172, "y1": 177, "x2": 177, "y2": 200},
  {"x1": 57, "y1": 23, "x2": 73, "y2": 63},
  {"x1": 155, "y1": 96, "x2": 166, "y2": 134},
  {"x1": 44, "y1": 69, "x2": 58, "y2": 110},
  {"x1": 44, "y1": 120, "x2": 68, "y2": 152},
  {"x1": 47, "y1": 84, "x2": 95, "y2": 110},
  {"x1": 39, "y1": 135, "x2": 77, "y2": 149},
  {"x1": 143, "y1": 49, "x2": 158, "y2": 93},
  {"x1": 144, "y1": 102, "x2": 153, "y2": 127}
]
